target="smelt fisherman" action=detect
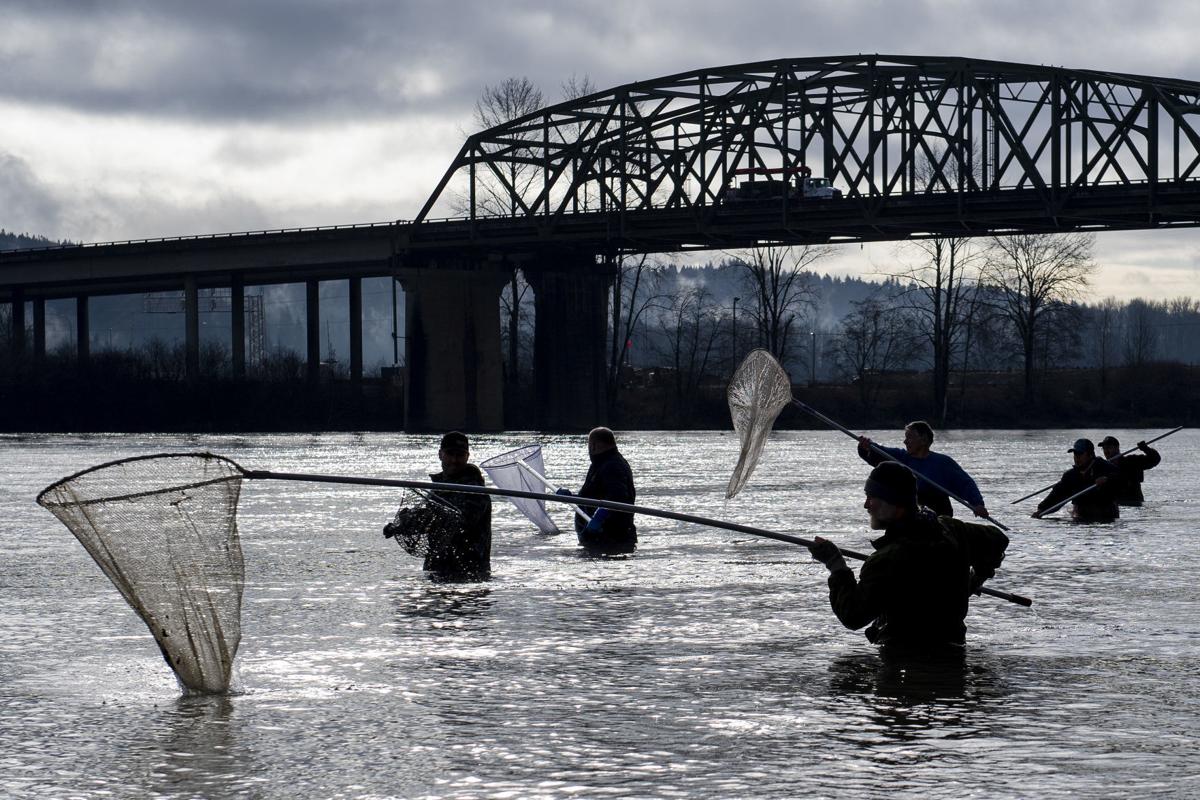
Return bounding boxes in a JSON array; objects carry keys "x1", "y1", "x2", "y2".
[
  {"x1": 556, "y1": 427, "x2": 638, "y2": 552},
  {"x1": 808, "y1": 462, "x2": 1009, "y2": 651},
  {"x1": 857, "y1": 420, "x2": 989, "y2": 519},
  {"x1": 1099, "y1": 435, "x2": 1162, "y2": 506},
  {"x1": 1034, "y1": 438, "x2": 1120, "y2": 522}
]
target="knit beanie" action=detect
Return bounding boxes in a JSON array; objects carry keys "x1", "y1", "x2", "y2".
[{"x1": 864, "y1": 462, "x2": 917, "y2": 509}]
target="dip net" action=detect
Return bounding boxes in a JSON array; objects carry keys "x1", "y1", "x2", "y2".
[
  {"x1": 383, "y1": 488, "x2": 466, "y2": 558},
  {"x1": 36, "y1": 453, "x2": 246, "y2": 694},
  {"x1": 480, "y1": 444, "x2": 560, "y2": 533},
  {"x1": 726, "y1": 349, "x2": 794, "y2": 498}
]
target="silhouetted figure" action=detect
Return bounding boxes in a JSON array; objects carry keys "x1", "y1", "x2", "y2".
[
  {"x1": 1100, "y1": 435, "x2": 1161, "y2": 506},
  {"x1": 426, "y1": 431, "x2": 492, "y2": 579},
  {"x1": 1034, "y1": 438, "x2": 1120, "y2": 522},
  {"x1": 808, "y1": 462, "x2": 1009, "y2": 653},
  {"x1": 557, "y1": 427, "x2": 637, "y2": 553},
  {"x1": 857, "y1": 420, "x2": 988, "y2": 519}
]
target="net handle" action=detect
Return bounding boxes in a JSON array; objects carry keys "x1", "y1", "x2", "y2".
[
  {"x1": 242, "y1": 467, "x2": 1031, "y2": 607},
  {"x1": 511, "y1": 459, "x2": 591, "y2": 523}
]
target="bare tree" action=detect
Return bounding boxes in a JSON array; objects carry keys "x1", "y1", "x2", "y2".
[
  {"x1": 828, "y1": 296, "x2": 921, "y2": 411},
  {"x1": 467, "y1": 77, "x2": 545, "y2": 393},
  {"x1": 1123, "y1": 298, "x2": 1161, "y2": 367},
  {"x1": 1093, "y1": 296, "x2": 1122, "y2": 390},
  {"x1": 728, "y1": 245, "x2": 829, "y2": 368},
  {"x1": 470, "y1": 76, "x2": 545, "y2": 217},
  {"x1": 653, "y1": 286, "x2": 722, "y2": 420},
  {"x1": 888, "y1": 235, "x2": 988, "y2": 422},
  {"x1": 606, "y1": 253, "x2": 666, "y2": 415},
  {"x1": 983, "y1": 232, "x2": 1095, "y2": 403}
]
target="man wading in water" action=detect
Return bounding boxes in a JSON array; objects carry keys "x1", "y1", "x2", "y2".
[
  {"x1": 807, "y1": 462, "x2": 1009, "y2": 652},
  {"x1": 856, "y1": 421, "x2": 989, "y2": 519}
]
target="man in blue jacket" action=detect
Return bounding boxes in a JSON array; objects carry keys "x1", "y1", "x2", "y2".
[
  {"x1": 558, "y1": 427, "x2": 637, "y2": 552},
  {"x1": 857, "y1": 420, "x2": 988, "y2": 519}
]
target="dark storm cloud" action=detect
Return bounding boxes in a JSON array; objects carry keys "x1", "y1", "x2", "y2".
[{"x1": 4, "y1": 0, "x2": 1200, "y2": 127}]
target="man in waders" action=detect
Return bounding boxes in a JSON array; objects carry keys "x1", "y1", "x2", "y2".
[
  {"x1": 807, "y1": 462, "x2": 1009, "y2": 652},
  {"x1": 856, "y1": 420, "x2": 989, "y2": 519},
  {"x1": 556, "y1": 427, "x2": 637, "y2": 553},
  {"x1": 1099, "y1": 435, "x2": 1162, "y2": 506},
  {"x1": 425, "y1": 431, "x2": 492, "y2": 579},
  {"x1": 1034, "y1": 438, "x2": 1120, "y2": 522}
]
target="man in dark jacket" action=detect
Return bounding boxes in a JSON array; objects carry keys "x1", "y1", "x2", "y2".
[
  {"x1": 1034, "y1": 438, "x2": 1120, "y2": 522},
  {"x1": 425, "y1": 431, "x2": 492, "y2": 579},
  {"x1": 1099, "y1": 435, "x2": 1162, "y2": 506},
  {"x1": 561, "y1": 427, "x2": 637, "y2": 552},
  {"x1": 808, "y1": 462, "x2": 1009, "y2": 651}
]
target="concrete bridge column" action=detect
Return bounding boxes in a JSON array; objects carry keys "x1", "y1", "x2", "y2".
[
  {"x1": 75, "y1": 295, "x2": 89, "y2": 369},
  {"x1": 349, "y1": 276, "x2": 363, "y2": 385},
  {"x1": 32, "y1": 298, "x2": 45, "y2": 366},
  {"x1": 526, "y1": 254, "x2": 612, "y2": 431},
  {"x1": 8, "y1": 288, "x2": 24, "y2": 358},
  {"x1": 231, "y1": 273, "x2": 245, "y2": 379},
  {"x1": 306, "y1": 279, "x2": 320, "y2": 384},
  {"x1": 185, "y1": 275, "x2": 200, "y2": 381},
  {"x1": 401, "y1": 262, "x2": 507, "y2": 431}
]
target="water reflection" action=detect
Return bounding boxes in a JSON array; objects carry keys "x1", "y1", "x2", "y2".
[
  {"x1": 392, "y1": 584, "x2": 494, "y2": 622},
  {"x1": 144, "y1": 695, "x2": 258, "y2": 797}
]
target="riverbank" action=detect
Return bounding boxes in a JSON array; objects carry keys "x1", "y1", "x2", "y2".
[{"x1": 1, "y1": 360, "x2": 1195, "y2": 432}]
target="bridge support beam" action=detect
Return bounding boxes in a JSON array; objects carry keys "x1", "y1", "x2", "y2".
[
  {"x1": 349, "y1": 276, "x2": 363, "y2": 385},
  {"x1": 32, "y1": 298, "x2": 45, "y2": 367},
  {"x1": 306, "y1": 280, "x2": 321, "y2": 384},
  {"x1": 8, "y1": 288, "x2": 24, "y2": 358},
  {"x1": 185, "y1": 275, "x2": 200, "y2": 381},
  {"x1": 231, "y1": 273, "x2": 245, "y2": 379},
  {"x1": 526, "y1": 254, "x2": 611, "y2": 431},
  {"x1": 401, "y1": 262, "x2": 506, "y2": 431},
  {"x1": 75, "y1": 295, "x2": 89, "y2": 369}
]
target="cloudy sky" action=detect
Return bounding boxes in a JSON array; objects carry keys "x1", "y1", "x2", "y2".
[{"x1": 3, "y1": 0, "x2": 1200, "y2": 299}]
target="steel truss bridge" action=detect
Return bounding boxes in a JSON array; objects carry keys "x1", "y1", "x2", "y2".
[
  {"x1": 6, "y1": 55, "x2": 1200, "y2": 429},
  {"x1": 411, "y1": 54, "x2": 1200, "y2": 252}
]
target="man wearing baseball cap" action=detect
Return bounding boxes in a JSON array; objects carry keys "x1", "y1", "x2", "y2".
[
  {"x1": 1099, "y1": 435, "x2": 1162, "y2": 506},
  {"x1": 424, "y1": 431, "x2": 492, "y2": 579},
  {"x1": 1033, "y1": 438, "x2": 1120, "y2": 522},
  {"x1": 807, "y1": 461, "x2": 1009, "y2": 651}
]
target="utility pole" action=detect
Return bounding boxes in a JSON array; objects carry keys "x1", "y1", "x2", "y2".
[
  {"x1": 732, "y1": 296, "x2": 740, "y2": 365},
  {"x1": 810, "y1": 329, "x2": 817, "y2": 386}
]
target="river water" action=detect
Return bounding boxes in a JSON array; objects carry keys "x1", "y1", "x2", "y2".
[{"x1": 1, "y1": 429, "x2": 1197, "y2": 799}]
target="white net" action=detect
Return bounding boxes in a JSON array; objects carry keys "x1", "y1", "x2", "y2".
[
  {"x1": 726, "y1": 349, "x2": 794, "y2": 498},
  {"x1": 36, "y1": 453, "x2": 245, "y2": 694},
  {"x1": 383, "y1": 489, "x2": 466, "y2": 557},
  {"x1": 480, "y1": 445, "x2": 560, "y2": 534}
]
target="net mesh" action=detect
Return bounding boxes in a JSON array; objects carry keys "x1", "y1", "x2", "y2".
[
  {"x1": 480, "y1": 445, "x2": 560, "y2": 534},
  {"x1": 36, "y1": 453, "x2": 246, "y2": 694},
  {"x1": 383, "y1": 489, "x2": 466, "y2": 557},
  {"x1": 726, "y1": 349, "x2": 794, "y2": 498}
]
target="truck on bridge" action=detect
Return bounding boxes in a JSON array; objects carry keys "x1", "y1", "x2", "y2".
[{"x1": 717, "y1": 166, "x2": 842, "y2": 204}]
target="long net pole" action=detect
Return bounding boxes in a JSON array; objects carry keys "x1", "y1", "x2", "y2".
[{"x1": 244, "y1": 468, "x2": 1031, "y2": 606}]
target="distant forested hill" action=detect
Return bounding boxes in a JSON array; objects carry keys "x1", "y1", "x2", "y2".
[{"x1": 0, "y1": 229, "x2": 73, "y2": 250}]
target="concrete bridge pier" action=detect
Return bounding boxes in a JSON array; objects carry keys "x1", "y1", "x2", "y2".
[
  {"x1": 401, "y1": 261, "x2": 507, "y2": 432},
  {"x1": 526, "y1": 254, "x2": 612, "y2": 431}
]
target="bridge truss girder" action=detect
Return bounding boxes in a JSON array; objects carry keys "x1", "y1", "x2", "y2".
[{"x1": 415, "y1": 54, "x2": 1200, "y2": 243}]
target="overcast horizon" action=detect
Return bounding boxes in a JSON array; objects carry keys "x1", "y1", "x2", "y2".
[{"x1": 4, "y1": 0, "x2": 1200, "y2": 300}]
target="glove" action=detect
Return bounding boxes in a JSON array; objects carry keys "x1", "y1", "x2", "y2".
[
  {"x1": 809, "y1": 536, "x2": 849, "y2": 573},
  {"x1": 584, "y1": 507, "x2": 609, "y2": 534},
  {"x1": 555, "y1": 488, "x2": 572, "y2": 496}
]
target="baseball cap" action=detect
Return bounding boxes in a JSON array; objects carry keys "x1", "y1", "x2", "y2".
[{"x1": 1067, "y1": 438, "x2": 1094, "y2": 454}]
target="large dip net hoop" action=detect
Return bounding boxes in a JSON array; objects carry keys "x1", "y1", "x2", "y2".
[
  {"x1": 726, "y1": 349, "x2": 794, "y2": 498},
  {"x1": 36, "y1": 452, "x2": 245, "y2": 695},
  {"x1": 383, "y1": 488, "x2": 465, "y2": 558},
  {"x1": 480, "y1": 444, "x2": 561, "y2": 533}
]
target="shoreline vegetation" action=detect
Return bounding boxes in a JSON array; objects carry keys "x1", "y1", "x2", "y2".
[{"x1": 0, "y1": 351, "x2": 1193, "y2": 432}]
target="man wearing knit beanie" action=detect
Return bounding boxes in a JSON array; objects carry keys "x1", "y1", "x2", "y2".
[{"x1": 807, "y1": 461, "x2": 1009, "y2": 650}]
